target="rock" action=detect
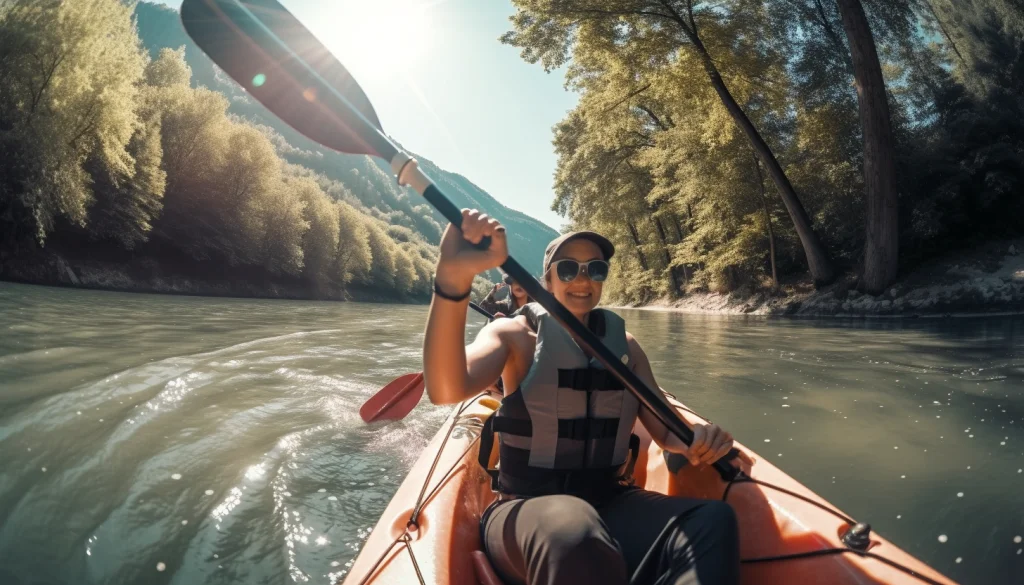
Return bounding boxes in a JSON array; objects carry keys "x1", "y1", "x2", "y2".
[{"x1": 889, "y1": 287, "x2": 900, "y2": 298}]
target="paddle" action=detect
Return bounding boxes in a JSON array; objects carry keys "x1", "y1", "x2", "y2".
[
  {"x1": 359, "y1": 302, "x2": 495, "y2": 423},
  {"x1": 179, "y1": 0, "x2": 739, "y2": 480}
]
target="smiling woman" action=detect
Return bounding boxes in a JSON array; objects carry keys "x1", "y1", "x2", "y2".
[{"x1": 320, "y1": 0, "x2": 431, "y2": 81}]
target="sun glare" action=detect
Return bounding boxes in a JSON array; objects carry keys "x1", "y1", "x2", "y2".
[{"x1": 322, "y1": 0, "x2": 431, "y2": 82}]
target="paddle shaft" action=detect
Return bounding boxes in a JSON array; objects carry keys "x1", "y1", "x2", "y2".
[{"x1": 469, "y1": 301, "x2": 495, "y2": 321}]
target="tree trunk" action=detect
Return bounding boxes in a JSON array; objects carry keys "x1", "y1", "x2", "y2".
[
  {"x1": 835, "y1": 0, "x2": 899, "y2": 294},
  {"x1": 688, "y1": 36, "x2": 836, "y2": 286},
  {"x1": 626, "y1": 221, "x2": 649, "y2": 271},
  {"x1": 652, "y1": 217, "x2": 681, "y2": 296},
  {"x1": 671, "y1": 214, "x2": 685, "y2": 241},
  {"x1": 670, "y1": 214, "x2": 689, "y2": 286},
  {"x1": 753, "y1": 156, "x2": 778, "y2": 291}
]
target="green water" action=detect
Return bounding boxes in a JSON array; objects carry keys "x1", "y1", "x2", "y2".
[{"x1": 0, "y1": 282, "x2": 1021, "y2": 584}]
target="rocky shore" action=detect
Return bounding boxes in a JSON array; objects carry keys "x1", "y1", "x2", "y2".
[{"x1": 622, "y1": 240, "x2": 1024, "y2": 318}]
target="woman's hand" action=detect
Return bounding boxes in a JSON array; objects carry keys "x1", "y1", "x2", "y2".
[
  {"x1": 677, "y1": 424, "x2": 754, "y2": 468},
  {"x1": 435, "y1": 209, "x2": 508, "y2": 295},
  {"x1": 685, "y1": 423, "x2": 733, "y2": 466}
]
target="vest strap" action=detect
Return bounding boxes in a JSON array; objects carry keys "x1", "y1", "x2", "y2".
[
  {"x1": 557, "y1": 368, "x2": 626, "y2": 391},
  {"x1": 493, "y1": 416, "x2": 532, "y2": 436},
  {"x1": 478, "y1": 413, "x2": 500, "y2": 490},
  {"x1": 490, "y1": 415, "x2": 620, "y2": 440},
  {"x1": 558, "y1": 417, "x2": 620, "y2": 441}
]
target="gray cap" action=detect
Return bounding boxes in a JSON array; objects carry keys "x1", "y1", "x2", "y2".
[{"x1": 542, "y1": 231, "x2": 615, "y2": 274}]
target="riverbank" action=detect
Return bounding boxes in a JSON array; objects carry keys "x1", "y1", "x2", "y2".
[
  {"x1": 619, "y1": 239, "x2": 1024, "y2": 317},
  {"x1": 0, "y1": 242, "x2": 421, "y2": 304},
  {"x1": 5, "y1": 238, "x2": 1023, "y2": 316}
]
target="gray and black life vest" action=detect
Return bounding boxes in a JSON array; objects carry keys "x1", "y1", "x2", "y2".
[{"x1": 478, "y1": 303, "x2": 641, "y2": 499}]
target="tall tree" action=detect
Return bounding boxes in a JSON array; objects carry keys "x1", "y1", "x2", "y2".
[
  {"x1": 835, "y1": 0, "x2": 899, "y2": 293},
  {"x1": 0, "y1": 0, "x2": 146, "y2": 242},
  {"x1": 504, "y1": 0, "x2": 836, "y2": 284},
  {"x1": 290, "y1": 176, "x2": 339, "y2": 287}
]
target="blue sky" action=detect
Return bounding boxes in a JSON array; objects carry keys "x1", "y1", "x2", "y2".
[{"x1": 153, "y1": 0, "x2": 577, "y2": 230}]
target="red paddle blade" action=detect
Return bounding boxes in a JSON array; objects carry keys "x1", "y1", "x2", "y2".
[{"x1": 359, "y1": 372, "x2": 425, "y2": 423}]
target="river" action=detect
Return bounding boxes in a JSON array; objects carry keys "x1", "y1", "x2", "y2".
[{"x1": 0, "y1": 282, "x2": 1021, "y2": 585}]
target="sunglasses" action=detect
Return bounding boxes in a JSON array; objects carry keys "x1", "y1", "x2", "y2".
[{"x1": 548, "y1": 259, "x2": 610, "y2": 283}]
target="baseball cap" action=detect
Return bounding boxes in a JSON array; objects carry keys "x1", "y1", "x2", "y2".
[{"x1": 542, "y1": 231, "x2": 616, "y2": 274}]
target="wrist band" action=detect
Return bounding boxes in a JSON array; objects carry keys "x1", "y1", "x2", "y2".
[{"x1": 433, "y1": 279, "x2": 471, "y2": 302}]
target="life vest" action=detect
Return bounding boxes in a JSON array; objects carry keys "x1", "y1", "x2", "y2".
[{"x1": 478, "y1": 303, "x2": 641, "y2": 499}]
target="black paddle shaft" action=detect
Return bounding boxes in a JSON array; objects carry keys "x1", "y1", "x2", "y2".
[{"x1": 178, "y1": 0, "x2": 738, "y2": 481}]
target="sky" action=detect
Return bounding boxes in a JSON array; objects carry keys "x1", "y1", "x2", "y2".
[{"x1": 153, "y1": 0, "x2": 578, "y2": 230}]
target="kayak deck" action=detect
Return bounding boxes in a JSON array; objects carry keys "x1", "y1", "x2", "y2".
[{"x1": 342, "y1": 392, "x2": 956, "y2": 585}]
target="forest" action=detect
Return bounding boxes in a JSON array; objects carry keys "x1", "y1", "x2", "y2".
[
  {"x1": 1, "y1": 0, "x2": 1021, "y2": 307},
  {"x1": 0, "y1": 0, "x2": 559, "y2": 301},
  {"x1": 504, "y1": 0, "x2": 1024, "y2": 304}
]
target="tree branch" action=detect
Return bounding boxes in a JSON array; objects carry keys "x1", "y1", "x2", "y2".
[
  {"x1": 637, "y1": 104, "x2": 672, "y2": 130},
  {"x1": 601, "y1": 83, "x2": 652, "y2": 114}
]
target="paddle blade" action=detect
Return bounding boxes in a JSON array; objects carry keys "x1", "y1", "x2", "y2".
[
  {"x1": 359, "y1": 372, "x2": 425, "y2": 423},
  {"x1": 180, "y1": 0, "x2": 395, "y2": 159}
]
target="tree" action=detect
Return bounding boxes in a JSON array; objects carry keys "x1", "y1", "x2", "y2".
[
  {"x1": 87, "y1": 116, "x2": 167, "y2": 248},
  {"x1": 0, "y1": 0, "x2": 147, "y2": 242},
  {"x1": 145, "y1": 47, "x2": 192, "y2": 88},
  {"x1": 364, "y1": 221, "x2": 398, "y2": 290},
  {"x1": 335, "y1": 201, "x2": 372, "y2": 284},
  {"x1": 504, "y1": 0, "x2": 836, "y2": 284},
  {"x1": 834, "y1": 0, "x2": 899, "y2": 293},
  {"x1": 290, "y1": 176, "x2": 340, "y2": 287}
]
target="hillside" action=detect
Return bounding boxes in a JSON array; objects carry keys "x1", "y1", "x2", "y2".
[{"x1": 134, "y1": 2, "x2": 558, "y2": 277}]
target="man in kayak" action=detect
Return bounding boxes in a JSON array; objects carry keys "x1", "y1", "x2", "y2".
[
  {"x1": 479, "y1": 271, "x2": 530, "y2": 317},
  {"x1": 424, "y1": 210, "x2": 744, "y2": 585}
]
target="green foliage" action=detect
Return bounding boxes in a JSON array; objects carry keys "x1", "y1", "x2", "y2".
[
  {"x1": 87, "y1": 116, "x2": 167, "y2": 249},
  {"x1": 291, "y1": 176, "x2": 340, "y2": 287},
  {"x1": 512, "y1": 0, "x2": 1024, "y2": 303},
  {"x1": 0, "y1": 0, "x2": 482, "y2": 301},
  {"x1": 0, "y1": 0, "x2": 147, "y2": 242}
]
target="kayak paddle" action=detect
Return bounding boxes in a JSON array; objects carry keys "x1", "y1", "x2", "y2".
[
  {"x1": 179, "y1": 0, "x2": 740, "y2": 479},
  {"x1": 359, "y1": 302, "x2": 495, "y2": 423}
]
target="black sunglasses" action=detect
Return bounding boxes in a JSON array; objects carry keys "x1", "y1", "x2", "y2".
[{"x1": 549, "y1": 259, "x2": 610, "y2": 283}]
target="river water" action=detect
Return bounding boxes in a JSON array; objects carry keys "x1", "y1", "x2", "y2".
[{"x1": 0, "y1": 282, "x2": 1021, "y2": 585}]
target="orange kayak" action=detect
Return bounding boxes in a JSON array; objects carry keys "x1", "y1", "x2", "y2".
[{"x1": 342, "y1": 391, "x2": 956, "y2": 585}]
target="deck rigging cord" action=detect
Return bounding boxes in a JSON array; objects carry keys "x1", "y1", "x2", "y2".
[{"x1": 351, "y1": 394, "x2": 945, "y2": 585}]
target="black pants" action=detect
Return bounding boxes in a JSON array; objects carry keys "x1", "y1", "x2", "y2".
[{"x1": 481, "y1": 488, "x2": 739, "y2": 585}]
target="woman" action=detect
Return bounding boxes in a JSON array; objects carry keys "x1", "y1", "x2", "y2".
[
  {"x1": 479, "y1": 272, "x2": 530, "y2": 317},
  {"x1": 424, "y1": 210, "x2": 745, "y2": 585}
]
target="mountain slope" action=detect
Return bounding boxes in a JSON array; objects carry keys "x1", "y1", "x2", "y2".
[{"x1": 134, "y1": 2, "x2": 559, "y2": 276}]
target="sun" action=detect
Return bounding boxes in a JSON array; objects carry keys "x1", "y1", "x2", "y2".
[{"x1": 318, "y1": 0, "x2": 431, "y2": 83}]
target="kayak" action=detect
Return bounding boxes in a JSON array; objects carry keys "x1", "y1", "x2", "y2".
[{"x1": 341, "y1": 390, "x2": 956, "y2": 585}]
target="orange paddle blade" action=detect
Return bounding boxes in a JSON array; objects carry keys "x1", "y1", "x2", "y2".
[{"x1": 359, "y1": 372, "x2": 425, "y2": 422}]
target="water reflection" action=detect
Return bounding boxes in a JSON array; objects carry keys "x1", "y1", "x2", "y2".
[{"x1": 0, "y1": 283, "x2": 1020, "y2": 584}]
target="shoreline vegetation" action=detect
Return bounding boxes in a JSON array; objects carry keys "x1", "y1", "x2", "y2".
[
  {"x1": 0, "y1": 2, "x2": 557, "y2": 307},
  {"x1": 614, "y1": 239, "x2": 1024, "y2": 317},
  {"x1": 4, "y1": 237, "x2": 1022, "y2": 317},
  {"x1": 2, "y1": 1, "x2": 1022, "y2": 317}
]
